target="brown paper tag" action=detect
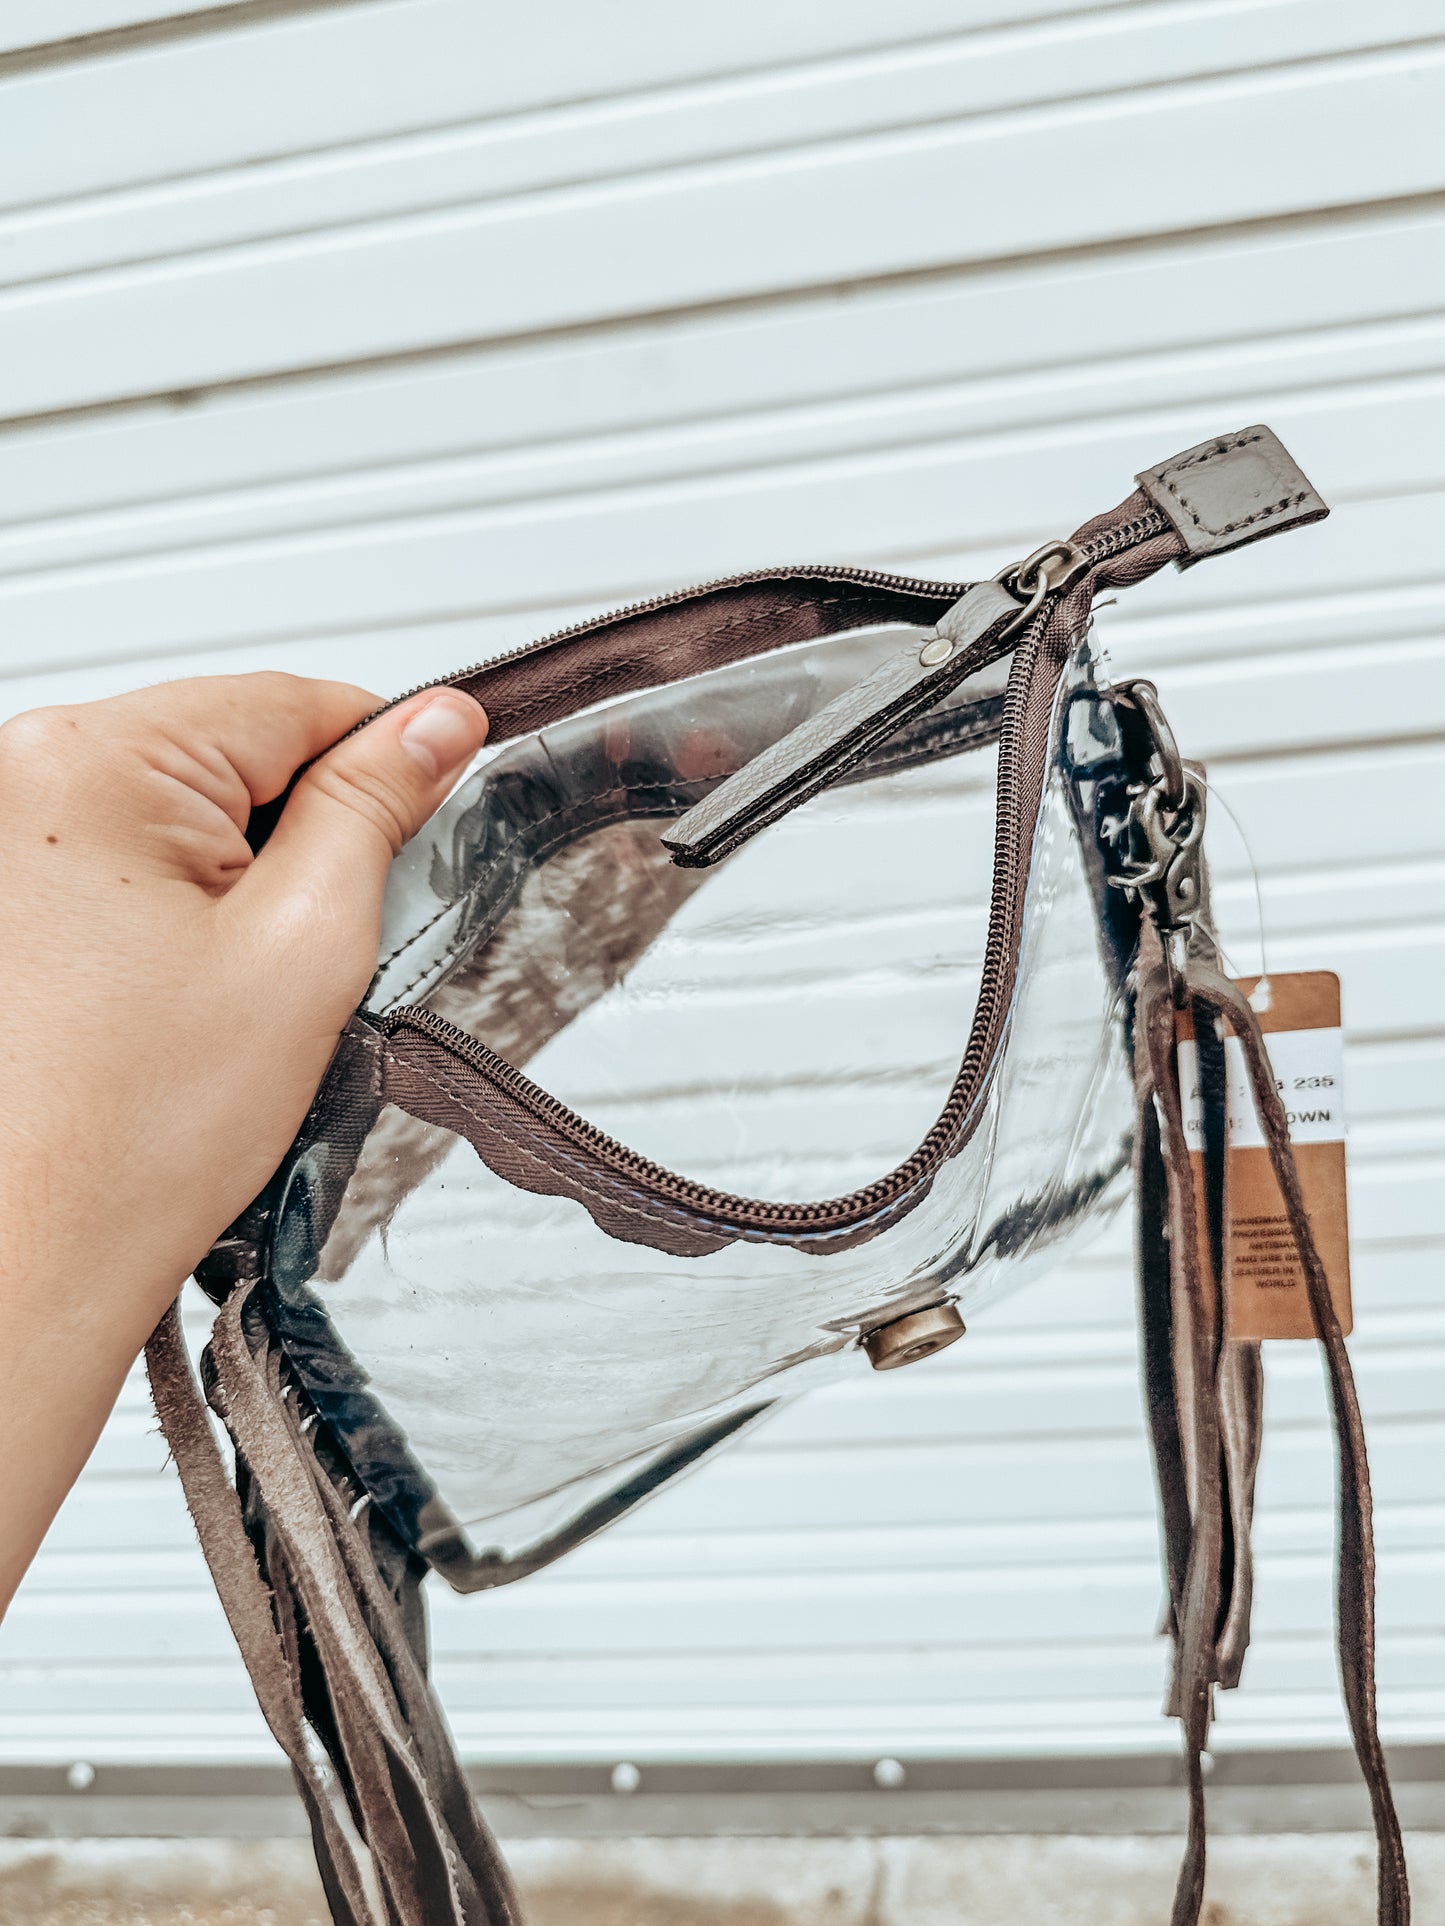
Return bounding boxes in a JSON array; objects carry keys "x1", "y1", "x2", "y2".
[{"x1": 1177, "y1": 971, "x2": 1352, "y2": 1340}]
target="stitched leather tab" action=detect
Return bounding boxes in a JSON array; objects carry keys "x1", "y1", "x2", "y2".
[{"x1": 1136, "y1": 425, "x2": 1328, "y2": 569}]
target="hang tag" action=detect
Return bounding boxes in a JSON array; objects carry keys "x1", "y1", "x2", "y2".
[{"x1": 1177, "y1": 972, "x2": 1352, "y2": 1340}]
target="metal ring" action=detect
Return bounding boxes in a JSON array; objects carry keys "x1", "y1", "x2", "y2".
[
  {"x1": 994, "y1": 539, "x2": 1092, "y2": 639},
  {"x1": 1133, "y1": 772, "x2": 1204, "y2": 873},
  {"x1": 1111, "y1": 677, "x2": 1186, "y2": 810},
  {"x1": 1012, "y1": 539, "x2": 1089, "y2": 597},
  {"x1": 995, "y1": 571, "x2": 1048, "y2": 638}
]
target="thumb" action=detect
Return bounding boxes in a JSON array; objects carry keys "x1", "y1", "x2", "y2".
[{"x1": 238, "y1": 686, "x2": 489, "y2": 935}]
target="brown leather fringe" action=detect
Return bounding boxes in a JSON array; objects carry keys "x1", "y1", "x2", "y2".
[
  {"x1": 1189, "y1": 964, "x2": 1410, "y2": 1926},
  {"x1": 1131, "y1": 936, "x2": 1409, "y2": 1926},
  {"x1": 146, "y1": 1290, "x2": 523, "y2": 1926},
  {"x1": 1134, "y1": 939, "x2": 1223, "y2": 1926}
]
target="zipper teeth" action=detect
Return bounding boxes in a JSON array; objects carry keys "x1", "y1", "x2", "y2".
[
  {"x1": 378, "y1": 519, "x2": 1164, "y2": 721},
  {"x1": 380, "y1": 563, "x2": 972, "y2": 716},
  {"x1": 381, "y1": 505, "x2": 1170, "y2": 1234},
  {"x1": 1085, "y1": 509, "x2": 1168, "y2": 558}
]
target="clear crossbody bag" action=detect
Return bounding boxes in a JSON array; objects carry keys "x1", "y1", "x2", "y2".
[{"x1": 147, "y1": 427, "x2": 1409, "y2": 1926}]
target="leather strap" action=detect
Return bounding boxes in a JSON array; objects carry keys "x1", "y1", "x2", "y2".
[
  {"x1": 1189, "y1": 966, "x2": 1410, "y2": 1926},
  {"x1": 146, "y1": 1292, "x2": 523, "y2": 1926},
  {"x1": 1132, "y1": 936, "x2": 1409, "y2": 1925},
  {"x1": 146, "y1": 1304, "x2": 384, "y2": 1926},
  {"x1": 663, "y1": 580, "x2": 1020, "y2": 865},
  {"x1": 1133, "y1": 938, "x2": 1223, "y2": 1926}
]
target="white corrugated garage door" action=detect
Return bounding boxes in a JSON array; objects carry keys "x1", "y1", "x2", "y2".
[{"x1": 1, "y1": 0, "x2": 1442, "y2": 1776}]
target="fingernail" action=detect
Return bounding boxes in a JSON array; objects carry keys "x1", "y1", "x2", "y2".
[{"x1": 399, "y1": 693, "x2": 487, "y2": 781}]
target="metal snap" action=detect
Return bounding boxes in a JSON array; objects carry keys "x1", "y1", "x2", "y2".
[{"x1": 862, "y1": 1301, "x2": 966, "y2": 1370}]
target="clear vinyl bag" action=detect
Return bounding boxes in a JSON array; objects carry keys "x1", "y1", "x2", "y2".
[
  {"x1": 265, "y1": 626, "x2": 1138, "y2": 1582},
  {"x1": 147, "y1": 427, "x2": 1408, "y2": 1926}
]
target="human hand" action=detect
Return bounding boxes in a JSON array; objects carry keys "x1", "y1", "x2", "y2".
[{"x1": 0, "y1": 672, "x2": 489, "y2": 1611}]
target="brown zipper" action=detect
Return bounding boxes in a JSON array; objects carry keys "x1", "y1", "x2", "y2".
[
  {"x1": 377, "y1": 505, "x2": 1169, "y2": 1241},
  {"x1": 377, "y1": 562, "x2": 984, "y2": 719},
  {"x1": 246, "y1": 563, "x2": 978, "y2": 857}
]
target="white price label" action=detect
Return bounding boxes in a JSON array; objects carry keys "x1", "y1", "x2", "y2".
[{"x1": 1178, "y1": 1026, "x2": 1345, "y2": 1153}]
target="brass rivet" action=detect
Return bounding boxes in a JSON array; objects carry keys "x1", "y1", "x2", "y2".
[
  {"x1": 918, "y1": 635, "x2": 954, "y2": 667},
  {"x1": 862, "y1": 1301, "x2": 966, "y2": 1371}
]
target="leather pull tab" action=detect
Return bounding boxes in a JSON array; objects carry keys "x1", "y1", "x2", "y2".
[
  {"x1": 1136, "y1": 425, "x2": 1328, "y2": 569},
  {"x1": 663, "y1": 578, "x2": 1020, "y2": 867}
]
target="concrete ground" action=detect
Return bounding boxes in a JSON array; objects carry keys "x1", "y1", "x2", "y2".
[{"x1": 1, "y1": 1834, "x2": 1442, "y2": 1926}]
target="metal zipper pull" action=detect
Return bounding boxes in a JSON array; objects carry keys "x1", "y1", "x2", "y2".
[{"x1": 663, "y1": 540, "x2": 1088, "y2": 868}]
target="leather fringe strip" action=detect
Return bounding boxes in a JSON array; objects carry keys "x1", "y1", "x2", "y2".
[
  {"x1": 146, "y1": 1285, "x2": 524, "y2": 1926},
  {"x1": 1132, "y1": 929, "x2": 1409, "y2": 1926}
]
